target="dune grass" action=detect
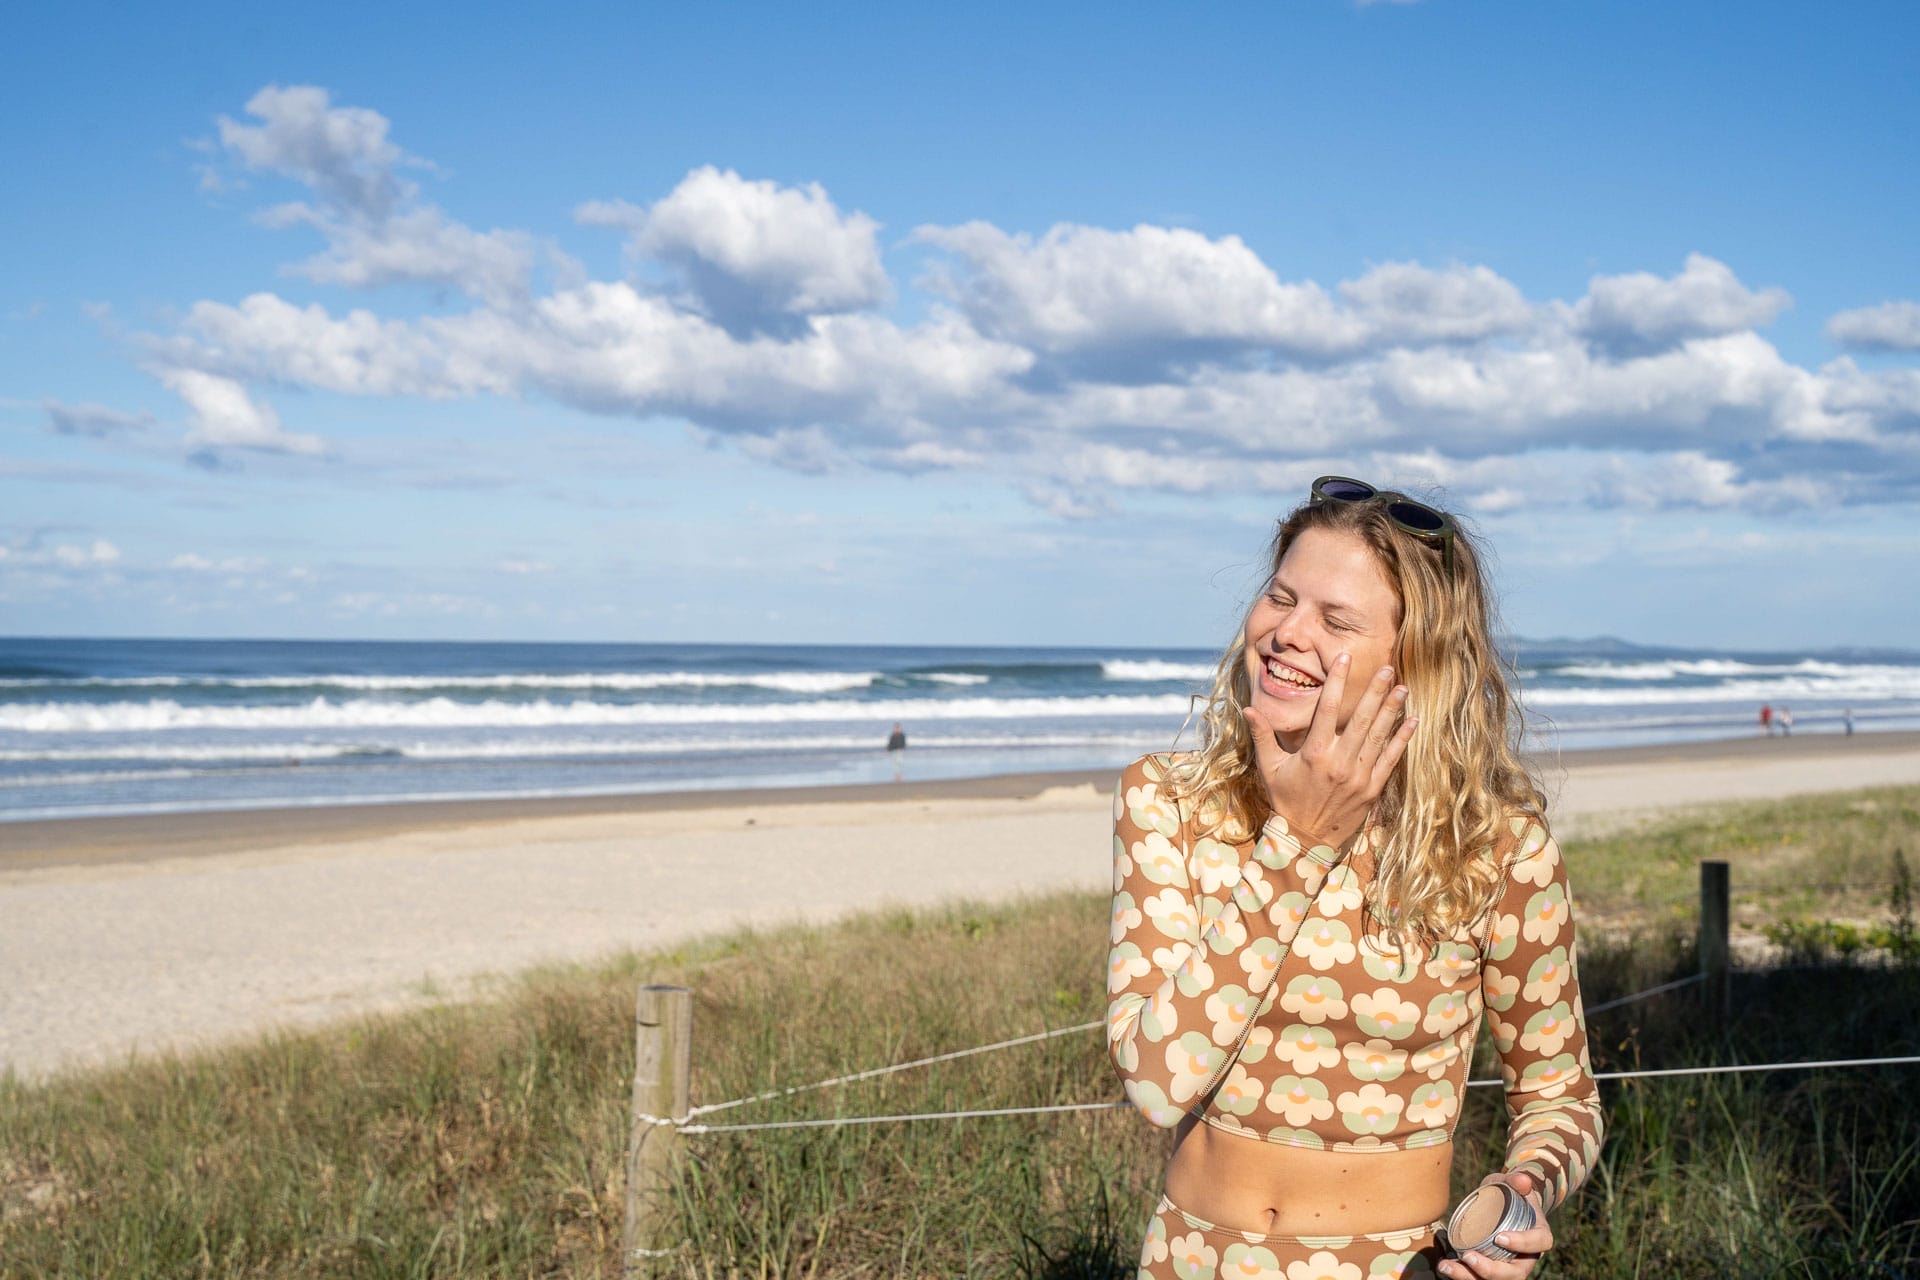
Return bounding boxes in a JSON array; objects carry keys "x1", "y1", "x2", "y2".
[
  {"x1": 1553, "y1": 783, "x2": 1920, "y2": 935},
  {"x1": 4, "y1": 788, "x2": 1920, "y2": 1278}
]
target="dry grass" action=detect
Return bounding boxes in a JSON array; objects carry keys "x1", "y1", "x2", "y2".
[{"x1": 1559, "y1": 784, "x2": 1920, "y2": 941}]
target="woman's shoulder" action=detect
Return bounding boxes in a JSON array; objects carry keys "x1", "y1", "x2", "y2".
[
  {"x1": 1116, "y1": 752, "x2": 1218, "y2": 839},
  {"x1": 1116, "y1": 750, "x2": 1198, "y2": 791},
  {"x1": 1483, "y1": 804, "x2": 1565, "y2": 891},
  {"x1": 1464, "y1": 801, "x2": 1552, "y2": 861}
]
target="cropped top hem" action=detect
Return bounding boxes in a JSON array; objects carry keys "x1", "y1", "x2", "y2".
[{"x1": 1197, "y1": 1112, "x2": 1455, "y2": 1152}]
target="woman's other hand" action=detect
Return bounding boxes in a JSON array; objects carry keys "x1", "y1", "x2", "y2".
[
  {"x1": 1243, "y1": 652, "x2": 1414, "y2": 848},
  {"x1": 1439, "y1": 1171, "x2": 1552, "y2": 1280}
]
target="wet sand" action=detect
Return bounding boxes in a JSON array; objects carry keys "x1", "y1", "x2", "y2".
[{"x1": 4, "y1": 731, "x2": 1918, "y2": 1080}]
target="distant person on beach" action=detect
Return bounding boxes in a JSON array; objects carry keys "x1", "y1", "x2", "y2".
[
  {"x1": 1780, "y1": 706, "x2": 1793, "y2": 736},
  {"x1": 1845, "y1": 707, "x2": 1855, "y2": 736},
  {"x1": 1760, "y1": 704, "x2": 1773, "y2": 736},
  {"x1": 886, "y1": 723, "x2": 906, "y2": 780},
  {"x1": 1108, "y1": 477, "x2": 1601, "y2": 1278}
]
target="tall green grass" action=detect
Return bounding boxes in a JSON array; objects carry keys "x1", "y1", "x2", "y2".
[
  {"x1": 1555, "y1": 783, "x2": 1920, "y2": 931},
  {"x1": 4, "y1": 787, "x2": 1920, "y2": 1277}
]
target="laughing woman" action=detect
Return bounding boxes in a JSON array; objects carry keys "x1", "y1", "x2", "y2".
[{"x1": 1107, "y1": 478, "x2": 1603, "y2": 1279}]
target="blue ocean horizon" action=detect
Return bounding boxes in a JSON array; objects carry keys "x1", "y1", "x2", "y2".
[{"x1": 4, "y1": 634, "x2": 1919, "y2": 822}]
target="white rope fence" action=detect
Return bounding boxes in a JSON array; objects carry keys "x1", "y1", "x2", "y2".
[
  {"x1": 630, "y1": 971, "x2": 1919, "y2": 1137},
  {"x1": 645, "y1": 1054, "x2": 1920, "y2": 1135},
  {"x1": 1584, "y1": 971, "x2": 1702, "y2": 1013},
  {"x1": 685, "y1": 1019, "x2": 1102, "y2": 1118},
  {"x1": 1587, "y1": 1055, "x2": 1920, "y2": 1085},
  {"x1": 663, "y1": 1100, "x2": 1129, "y2": 1135},
  {"x1": 677, "y1": 965, "x2": 1700, "y2": 1125}
]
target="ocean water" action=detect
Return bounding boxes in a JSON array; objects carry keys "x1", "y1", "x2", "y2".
[{"x1": 3, "y1": 636, "x2": 1919, "y2": 822}]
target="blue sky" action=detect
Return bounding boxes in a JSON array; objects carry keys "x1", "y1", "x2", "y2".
[{"x1": 4, "y1": 0, "x2": 1918, "y2": 649}]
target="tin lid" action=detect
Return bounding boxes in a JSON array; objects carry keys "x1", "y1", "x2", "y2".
[
  {"x1": 1445, "y1": 1182, "x2": 1535, "y2": 1262},
  {"x1": 1451, "y1": 1185, "x2": 1509, "y2": 1243}
]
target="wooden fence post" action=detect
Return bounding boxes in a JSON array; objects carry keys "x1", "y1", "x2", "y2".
[
  {"x1": 1699, "y1": 861, "x2": 1730, "y2": 1026},
  {"x1": 624, "y1": 984, "x2": 693, "y2": 1278}
]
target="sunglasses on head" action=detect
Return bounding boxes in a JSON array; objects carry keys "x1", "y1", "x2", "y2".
[{"x1": 1309, "y1": 475, "x2": 1456, "y2": 573}]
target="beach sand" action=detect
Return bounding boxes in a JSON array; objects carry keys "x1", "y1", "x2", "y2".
[{"x1": 4, "y1": 731, "x2": 1919, "y2": 1081}]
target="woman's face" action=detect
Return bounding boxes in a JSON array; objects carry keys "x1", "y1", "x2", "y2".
[{"x1": 1242, "y1": 526, "x2": 1402, "y2": 753}]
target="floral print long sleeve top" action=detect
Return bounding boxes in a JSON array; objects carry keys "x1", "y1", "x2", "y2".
[{"x1": 1105, "y1": 752, "x2": 1604, "y2": 1211}]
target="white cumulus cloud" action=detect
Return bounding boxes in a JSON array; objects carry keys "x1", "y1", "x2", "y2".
[
  {"x1": 1572, "y1": 253, "x2": 1790, "y2": 356},
  {"x1": 1339, "y1": 261, "x2": 1533, "y2": 344},
  {"x1": 917, "y1": 220, "x2": 1362, "y2": 358},
  {"x1": 217, "y1": 85, "x2": 550, "y2": 308},
  {"x1": 128, "y1": 86, "x2": 1920, "y2": 520},
  {"x1": 219, "y1": 85, "x2": 413, "y2": 218},
  {"x1": 579, "y1": 166, "x2": 888, "y2": 335},
  {"x1": 158, "y1": 368, "x2": 326, "y2": 457},
  {"x1": 1827, "y1": 300, "x2": 1920, "y2": 353}
]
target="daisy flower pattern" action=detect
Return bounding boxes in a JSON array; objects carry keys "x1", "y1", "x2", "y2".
[
  {"x1": 1266, "y1": 1074, "x2": 1336, "y2": 1125},
  {"x1": 1279, "y1": 974, "x2": 1348, "y2": 1024}
]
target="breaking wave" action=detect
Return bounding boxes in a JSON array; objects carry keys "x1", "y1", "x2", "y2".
[
  {"x1": 0, "y1": 693, "x2": 1196, "y2": 734},
  {"x1": 1101, "y1": 659, "x2": 1216, "y2": 682}
]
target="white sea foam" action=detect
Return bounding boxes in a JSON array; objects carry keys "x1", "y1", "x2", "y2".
[
  {"x1": 0, "y1": 767, "x2": 204, "y2": 789},
  {"x1": 0, "y1": 729, "x2": 1167, "y2": 782},
  {"x1": 1526, "y1": 673, "x2": 1920, "y2": 706},
  {"x1": 923, "y1": 672, "x2": 991, "y2": 685},
  {"x1": 0, "y1": 670, "x2": 886, "y2": 694},
  {"x1": 1542, "y1": 658, "x2": 1902, "y2": 682},
  {"x1": 0, "y1": 729, "x2": 1164, "y2": 766},
  {"x1": 1102, "y1": 659, "x2": 1215, "y2": 682},
  {"x1": 0, "y1": 742, "x2": 419, "y2": 763},
  {"x1": 0, "y1": 693, "x2": 1196, "y2": 734}
]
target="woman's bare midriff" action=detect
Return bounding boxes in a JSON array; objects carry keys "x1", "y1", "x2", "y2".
[{"x1": 1164, "y1": 1116, "x2": 1453, "y2": 1237}]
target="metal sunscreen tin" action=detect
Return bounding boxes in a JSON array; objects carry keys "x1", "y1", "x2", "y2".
[{"x1": 1444, "y1": 1182, "x2": 1535, "y2": 1262}]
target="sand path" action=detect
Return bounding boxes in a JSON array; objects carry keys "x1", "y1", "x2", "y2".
[{"x1": 5, "y1": 734, "x2": 1919, "y2": 1080}]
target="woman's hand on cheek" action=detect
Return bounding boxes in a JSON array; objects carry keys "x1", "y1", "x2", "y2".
[
  {"x1": 1244, "y1": 653, "x2": 1415, "y2": 847},
  {"x1": 1438, "y1": 1171, "x2": 1552, "y2": 1280}
]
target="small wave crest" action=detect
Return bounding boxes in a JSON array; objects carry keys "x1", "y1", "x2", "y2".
[
  {"x1": 1527, "y1": 673, "x2": 1920, "y2": 705},
  {"x1": 1101, "y1": 659, "x2": 1215, "y2": 683},
  {"x1": 0, "y1": 693, "x2": 1196, "y2": 734},
  {"x1": 0, "y1": 670, "x2": 885, "y2": 695},
  {"x1": 1539, "y1": 658, "x2": 1910, "y2": 683}
]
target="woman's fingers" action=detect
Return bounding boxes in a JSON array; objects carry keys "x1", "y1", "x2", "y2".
[
  {"x1": 1242, "y1": 704, "x2": 1283, "y2": 781},
  {"x1": 1246, "y1": 656, "x2": 1413, "y2": 844},
  {"x1": 1492, "y1": 1223, "x2": 1554, "y2": 1255},
  {"x1": 1441, "y1": 1172, "x2": 1551, "y2": 1279},
  {"x1": 1302, "y1": 652, "x2": 1351, "y2": 750},
  {"x1": 1446, "y1": 1223, "x2": 1551, "y2": 1278},
  {"x1": 1443, "y1": 1249, "x2": 1536, "y2": 1279},
  {"x1": 1348, "y1": 668, "x2": 1406, "y2": 765},
  {"x1": 1342, "y1": 663, "x2": 1395, "y2": 749},
  {"x1": 1367, "y1": 713, "x2": 1418, "y2": 791}
]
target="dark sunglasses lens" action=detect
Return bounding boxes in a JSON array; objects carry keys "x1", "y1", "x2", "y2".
[
  {"x1": 1386, "y1": 500, "x2": 1446, "y2": 533},
  {"x1": 1317, "y1": 480, "x2": 1376, "y2": 503}
]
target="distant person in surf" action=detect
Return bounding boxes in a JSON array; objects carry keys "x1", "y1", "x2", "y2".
[
  {"x1": 887, "y1": 722, "x2": 907, "y2": 780},
  {"x1": 1845, "y1": 707, "x2": 1855, "y2": 736},
  {"x1": 1760, "y1": 704, "x2": 1773, "y2": 736},
  {"x1": 1780, "y1": 706, "x2": 1793, "y2": 736}
]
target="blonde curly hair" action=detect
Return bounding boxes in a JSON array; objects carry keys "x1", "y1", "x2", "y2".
[{"x1": 1165, "y1": 489, "x2": 1543, "y2": 949}]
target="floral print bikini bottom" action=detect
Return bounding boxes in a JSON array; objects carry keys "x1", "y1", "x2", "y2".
[{"x1": 1137, "y1": 1193, "x2": 1445, "y2": 1279}]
